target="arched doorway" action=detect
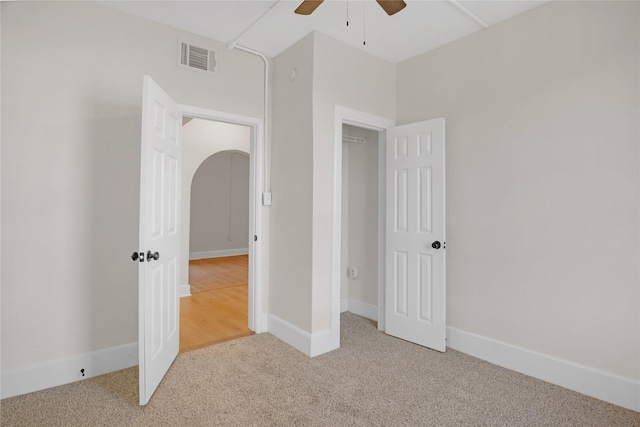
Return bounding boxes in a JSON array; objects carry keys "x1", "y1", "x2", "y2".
[{"x1": 179, "y1": 118, "x2": 253, "y2": 352}]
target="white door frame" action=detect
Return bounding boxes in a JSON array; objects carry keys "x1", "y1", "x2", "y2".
[
  {"x1": 180, "y1": 104, "x2": 265, "y2": 333},
  {"x1": 331, "y1": 106, "x2": 395, "y2": 347}
]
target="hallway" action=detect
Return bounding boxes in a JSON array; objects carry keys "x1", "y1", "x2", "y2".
[{"x1": 180, "y1": 255, "x2": 253, "y2": 352}]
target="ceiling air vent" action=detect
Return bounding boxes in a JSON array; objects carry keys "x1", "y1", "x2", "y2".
[{"x1": 179, "y1": 42, "x2": 216, "y2": 73}]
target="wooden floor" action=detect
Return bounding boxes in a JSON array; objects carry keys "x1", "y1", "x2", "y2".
[
  {"x1": 180, "y1": 255, "x2": 253, "y2": 353},
  {"x1": 188, "y1": 255, "x2": 249, "y2": 293}
]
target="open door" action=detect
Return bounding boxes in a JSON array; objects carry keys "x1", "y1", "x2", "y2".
[
  {"x1": 138, "y1": 76, "x2": 182, "y2": 405},
  {"x1": 385, "y1": 119, "x2": 446, "y2": 352}
]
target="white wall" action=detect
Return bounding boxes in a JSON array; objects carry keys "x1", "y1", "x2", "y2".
[
  {"x1": 311, "y1": 32, "x2": 396, "y2": 335},
  {"x1": 190, "y1": 152, "x2": 250, "y2": 255},
  {"x1": 1, "y1": 1, "x2": 263, "y2": 372},
  {"x1": 397, "y1": 1, "x2": 639, "y2": 380},
  {"x1": 269, "y1": 33, "x2": 315, "y2": 332},
  {"x1": 341, "y1": 125, "x2": 379, "y2": 308},
  {"x1": 269, "y1": 31, "x2": 395, "y2": 350}
]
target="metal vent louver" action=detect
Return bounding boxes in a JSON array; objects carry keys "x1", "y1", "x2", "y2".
[{"x1": 180, "y1": 42, "x2": 216, "y2": 73}]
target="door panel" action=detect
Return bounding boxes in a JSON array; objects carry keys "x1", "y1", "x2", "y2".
[
  {"x1": 394, "y1": 250, "x2": 408, "y2": 316},
  {"x1": 385, "y1": 119, "x2": 445, "y2": 352},
  {"x1": 417, "y1": 253, "x2": 433, "y2": 322},
  {"x1": 139, "y1": 76, "x2": 182, "y2": 405},
  {"x1": 394, "y1": 169, "x2": 408, "y2": 233}
]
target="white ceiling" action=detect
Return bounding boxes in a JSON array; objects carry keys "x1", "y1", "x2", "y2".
[{"x1": 103, "y1": 0, "x2": 547, "y2": 64}]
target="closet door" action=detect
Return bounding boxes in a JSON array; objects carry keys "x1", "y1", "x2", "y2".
[{"x1": 385, "y1": 118, "x2": 446, "y2": 352}]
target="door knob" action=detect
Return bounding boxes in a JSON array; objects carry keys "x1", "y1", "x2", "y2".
[
  {"x1": 431, "y1": 241, "x2": 441, "y2": 249},
  {"x1": 131, "y1": 251, "x2": 144, "y2": 262},
  {"x1": 146, "y1": 251, "x2": 160, "y2": 262}
]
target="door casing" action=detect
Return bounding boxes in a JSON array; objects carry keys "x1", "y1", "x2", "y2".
[
  {"x1": 331, "y1": 106, "x2": 395, "y2": 348},
  {"x1": 179, "y1": 104, "x2": 266, "y2": 333}
]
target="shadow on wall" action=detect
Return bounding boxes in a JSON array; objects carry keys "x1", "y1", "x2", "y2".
[{"x1": 89, "y1": 102, "x2": 141, "y2": 351}]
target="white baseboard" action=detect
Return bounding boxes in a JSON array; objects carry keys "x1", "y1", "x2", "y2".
[
  {"x1": 266, "y1": 314, "x2": 336, "y2": 358},
  {"x1": 179, "y1": 284, "x2": 191, "y2": 298},
  {"x1": 267, "y1": 314, "x2": 311, "y2": 356},
  {"x1": 341, "y1": 298, "x2": 378, "y2": 321},
  {"x1": 446, "y1": 327, "x2": 640, "y2": 412},
  {"x1": 189, "y1": 248, "x2": 248, "y2": 260},
  {"x1": 346, "y1": 299, "x2": 378, "y2": 321},
  {"x1": 309, "y1": 329, "x2": 336, "y2": 357},
  {"x1": 1, "y1": 342, "x2": 138, "y2": 399}
]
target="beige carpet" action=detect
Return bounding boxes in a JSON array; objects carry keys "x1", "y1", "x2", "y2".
[{"x1": 2, "y1": 313, "x2": 638, "y2": 426}]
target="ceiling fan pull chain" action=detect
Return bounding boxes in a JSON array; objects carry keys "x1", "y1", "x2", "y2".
[
  {"x1": 346, "y1": 0, "x2": 349, "y2": 26},
  {"x1": 363, "y1": 6, "x2": 366, "y2": 46}
]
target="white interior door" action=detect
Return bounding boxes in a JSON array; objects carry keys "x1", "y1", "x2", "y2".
[
  {"x1": 385, "y1": 118, "x2": 446, "y2": 352},
  {"x1": 138, "y1": 76, "x2": 182, "y2": 405}
]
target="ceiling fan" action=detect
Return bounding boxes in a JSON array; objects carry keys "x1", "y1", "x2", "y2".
[{"x1": 295, "y1": 0, "x2": 407, "y2": 16}]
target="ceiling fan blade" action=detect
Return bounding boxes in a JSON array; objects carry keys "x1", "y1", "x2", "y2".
[
  {"x1": 376, "y1": 0, "x2": 407, "y2": 16},
  {"x1": 294, "y1": 0, "x2": 325, "y2": 15}
]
